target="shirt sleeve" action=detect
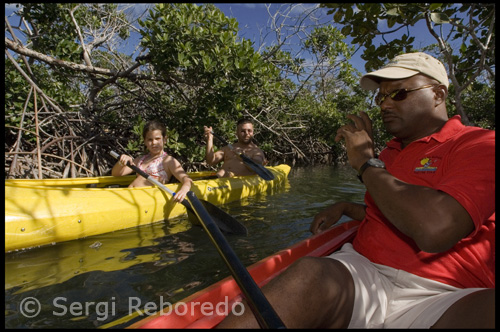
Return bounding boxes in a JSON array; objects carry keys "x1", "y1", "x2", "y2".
[{"x1": 435, "y1": 129, "x2": 495, "y2": 235}]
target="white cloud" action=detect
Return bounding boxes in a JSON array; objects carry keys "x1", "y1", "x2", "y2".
[
  {"x1": 288, "y1": 3, "x2": 321, "y2": 16},
  {"x1": 5, "y1": 3, "x2": 23, "y2": 16}
]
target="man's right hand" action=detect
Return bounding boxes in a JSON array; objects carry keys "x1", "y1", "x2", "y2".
[
  {"x1": 334, "y1": 112, "x2": 375, "y2": 172},
  {"x1": 310, "y1": 203, "x2": 346, "y2": 234},
  {"x1": 203, "y1": 126, "x2": 213, "y2": 142},
  {"x1": 310, "y1": 202, "x2": 366, "y2": 234}
]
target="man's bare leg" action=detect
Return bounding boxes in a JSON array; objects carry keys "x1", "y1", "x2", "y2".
[{"x1": 216, "y1": 256, "x2": 355, "y2": 328}]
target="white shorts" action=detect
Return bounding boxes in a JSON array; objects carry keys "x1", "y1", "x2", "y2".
[{"x1": 328, "y1": 243, "x2": 485, "y2": 328}]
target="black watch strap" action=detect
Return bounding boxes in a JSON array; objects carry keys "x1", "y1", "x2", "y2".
[
  {"x1": 357, "y1": 158, "x2": 385, "y2": 183},
  {"x1": 357, "y1": 162, "x2": 370, "y2": 183}
]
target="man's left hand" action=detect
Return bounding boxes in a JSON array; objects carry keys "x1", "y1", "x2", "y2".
[{"x1": 335, "y1": 112, "x2": 375, "y2": 171}]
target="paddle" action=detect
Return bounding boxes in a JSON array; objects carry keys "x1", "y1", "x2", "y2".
[
  {"x1": 210, "y1": 131, "x2": 275, "y2": 181},
  {"x1": 110, "y1": 151, "x2": 285, "y2": 328},
  {"x1": 185, "y1": 191, "x2": 286, "y2": 329},
  {"x1": 109, "y1": 151, "x2": 247, "y2": 236}
]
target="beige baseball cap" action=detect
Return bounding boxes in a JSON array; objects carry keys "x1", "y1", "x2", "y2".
[{"x1": 360, "y1": 52, "x2": 449, "y2": 90}]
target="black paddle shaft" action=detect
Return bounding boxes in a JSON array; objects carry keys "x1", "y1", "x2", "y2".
[
  {"x1": 186, "y1": 192, "x2": 286, "y2": 329},
  {"x1": 109, "y1": 151, "x2": 284, "y2": 328}
]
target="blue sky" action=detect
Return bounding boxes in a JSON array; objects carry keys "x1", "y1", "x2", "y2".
[
  {"x1": 5, "y1": 3, "x2": 439, "y2": 74},
  {"x1": 209, "y1": 3, "x2": 439, "y2": 73},
  {"x1": 213, "y1": 3, "x2": 368, "y2": 71}
]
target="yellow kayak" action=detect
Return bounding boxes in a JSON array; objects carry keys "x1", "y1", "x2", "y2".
[{"x1": 5, "y1": 165, "x2": 291, "y2": 252}]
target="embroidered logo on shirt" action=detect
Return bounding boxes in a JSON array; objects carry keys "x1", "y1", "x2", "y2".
[{"x1": 414, "y1": 157, "x2": 439, "y2": 172}]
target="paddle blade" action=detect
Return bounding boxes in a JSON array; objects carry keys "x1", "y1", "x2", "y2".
[
  {"x1": 239, "y1": 154, "x2": 275, "y2": 181},
  {"x1": 189, "y1": 200, "x2": 248, "y2": 236}
]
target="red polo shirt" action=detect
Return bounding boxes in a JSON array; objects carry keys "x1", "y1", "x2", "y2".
[{"x1": 353, "y1": 116, "x2": 495, "y2": 288}]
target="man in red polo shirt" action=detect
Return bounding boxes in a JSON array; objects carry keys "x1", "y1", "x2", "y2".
[{"x1": 217, "y1": 53, "x2": 495, "y2": 328}]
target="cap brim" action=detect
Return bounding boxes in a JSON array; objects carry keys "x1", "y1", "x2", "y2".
[{"x1": 360, "y1": 67, "x2": 420, "y2": 90}]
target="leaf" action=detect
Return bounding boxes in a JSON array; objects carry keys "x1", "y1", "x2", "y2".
[
  {"x1": 429, "y1": 3, "x2": 443, "y2": 11},
  {"x1": 387, "y1": 17, "x2": 396, "y2": 28},
  {"x1": 178, "y1": 53, "x2": 185, "y2": 63},
  {"x1": 430, "y1": 12, "x2": 450, "y2": 24},
  {"x1": 460, "y1": 43, "x2": 467, "y2": 53},
  {"x1": 333, "y1": 10, "x2": 343, "y2": 23},
  {"x1": 341, "y1": 25, "x2": 352, "y2": 37},
  {"x1": 386, "y1": 8, "x2": 399, "y2": 16}
]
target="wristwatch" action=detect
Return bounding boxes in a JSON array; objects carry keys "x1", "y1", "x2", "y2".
[{"x1": 357, "y1": 158, "x2": 385, "y2": 183}]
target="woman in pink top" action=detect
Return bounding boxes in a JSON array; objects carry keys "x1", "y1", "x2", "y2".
[{"x1": 111, "y1": 120, "x2": 192, "y2": 202}]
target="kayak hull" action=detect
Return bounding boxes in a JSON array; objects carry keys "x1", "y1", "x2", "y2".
[
  {"x1": 127, "y1": 220, "x2": 360, "y2": 329},
  {"x1": 5, "y1": 165, "x2": 290, "y2": 252}
]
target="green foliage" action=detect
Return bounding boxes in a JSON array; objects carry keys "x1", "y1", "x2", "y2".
[
  {"x1": 21, "y1": 3, "x2": 129, "y2": 62},
  {"x1": 21, "y1": 4, "x2": 81, "y2": 62},
  {"x1": 126, "y1": 118, "x2": 146, "y2": 153},
  {"x1": 460, "y1": 82, "x2": 495, "y2": 129},
  {"x1": 305, "y1": 25, "x2": 354, "y2": 61},
  {"x1": 5, "y1": 62, "x2": 32, "y2": 130},
  {"x1": 14, "y1": 3, "x2": 478, "y2": 177},
  {"x1": 5, "y1": 57, "x2": 83, "y2": 147},
  {"x1": 320, "y1": 3, "x2": 495, "y2": 129},
  {"x1": 321, "y1": 3, "x2": 495, "y2": 74},
  {"x1": 137, "y1": 3, "x2": 284, "y2": 161},
  {"x1": 165, "y1": 129, "x2": 187, "y2": 156}
]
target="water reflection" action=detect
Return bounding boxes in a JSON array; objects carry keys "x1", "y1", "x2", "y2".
[
  {"x1": 5, "y1": 165, "x2": 365, "y2": 329},
  {"x1": 5, "y1": 218, "x2": 192, "y2": 294}
]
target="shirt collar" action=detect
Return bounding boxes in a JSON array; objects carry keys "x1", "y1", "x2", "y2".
[{"x1": 386, "y1": 115, "x2": 464, "y2": 150}]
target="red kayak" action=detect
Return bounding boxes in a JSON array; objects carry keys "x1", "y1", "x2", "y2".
[{"x1": 128, "y1": 220, "x2": 360, "y2": 329}]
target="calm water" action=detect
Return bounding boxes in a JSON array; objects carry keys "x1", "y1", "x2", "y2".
[{"x1": 5, "y1": 165, "x2": 366, "y2": 329}]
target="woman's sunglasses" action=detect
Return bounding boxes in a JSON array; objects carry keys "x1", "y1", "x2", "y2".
[{"x1": 375, "y1": 85, "x2": 437, "y2": 106}]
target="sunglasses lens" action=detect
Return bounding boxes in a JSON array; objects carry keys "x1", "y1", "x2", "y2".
[
  {"x1": 376, "y1": 85, "x2": 435, "y2": 106},
  {"x1": 375, "y1": 89, "x2": 408, "y2": 105},
  {"x1": 391, "y1": 90, "x2": 407, "y2": 101}
]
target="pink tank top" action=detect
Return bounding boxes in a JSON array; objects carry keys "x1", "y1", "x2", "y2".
[{"x1": 137, "y1": 151, "x2": 169, "y2": 180}]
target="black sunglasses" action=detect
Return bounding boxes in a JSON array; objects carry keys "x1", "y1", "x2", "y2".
[{"x1": 375, "y1": 85, "x2": 437, "y2": 106}]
